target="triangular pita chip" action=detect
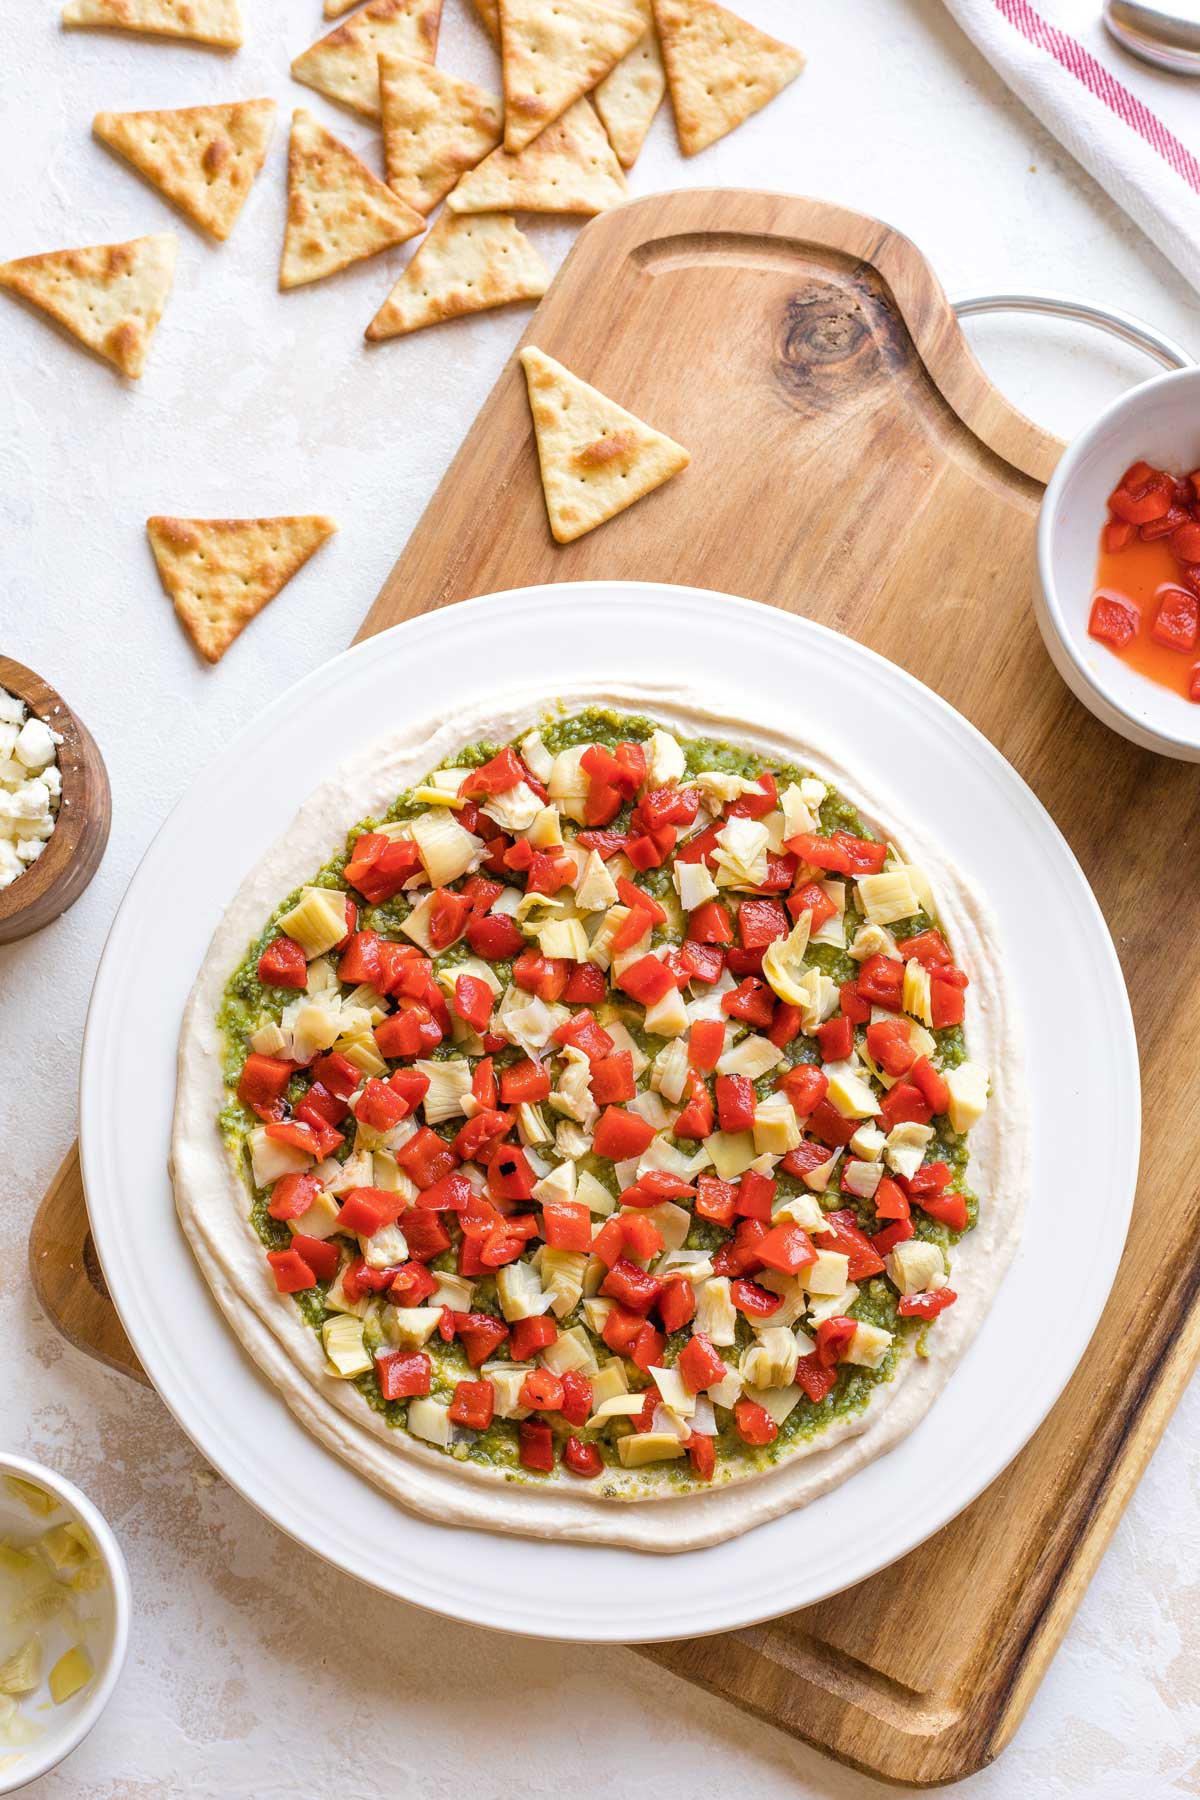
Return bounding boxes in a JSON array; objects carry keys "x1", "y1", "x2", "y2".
[
  {"x1": 593, "y1": 0, "x2": 664, "y2": 167},
  {"x1": 0, "y1": 233, "x2": 176, "y2": 377},
  {"x1": 62, "y1": 0, "x2": 242, "y2": 48},
  {"x1": 447, "y1": 98, "x2": 625, "y2": 217},
  {"x1": 366, "y1": 211, "x2": 548, "y2": 340},
  {"x1": 471, "y1": 0, "x2": 499, "y2": 39},
  {"x1": 380, "y1": 55, "x2": 503, "y2": 215},
  {"x1": 324, "y1": 0, "x2": 357, "y2": 14},
  {"x1": 519, "y1": 346, "x2": 689, "y2": 543},
  {"x1": 280, "y1": 109, "x2": 424, "y2": 289},
  {"x1": 498, "y1": 0, "x2": 646, "y2": 153},
  {"x1": 93, "y1": 100, "x2": 275, "y2": 241},
  {"x1": 653, "y1": 0, "x2": 803, "y2": 155},
  {"x1": 291, "y1": 0, "x2": 441, "y2": 121},
  {"x1": 147, "y1": 515, "x2": 338, "y2": 662}
]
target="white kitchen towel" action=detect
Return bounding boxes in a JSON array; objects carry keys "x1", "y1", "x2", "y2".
[{"x1": 943, "y1": 0, "x2": 1200, "y2": 294}]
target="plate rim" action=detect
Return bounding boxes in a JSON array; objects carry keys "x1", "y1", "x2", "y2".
[{"x1": 79, "y1": 579, "x2": 1141, "y2": 1642}]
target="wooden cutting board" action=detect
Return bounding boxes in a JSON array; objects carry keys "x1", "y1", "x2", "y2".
[{"x1": 31, "y1": 190, "x2": 1200, "y2": 1786}]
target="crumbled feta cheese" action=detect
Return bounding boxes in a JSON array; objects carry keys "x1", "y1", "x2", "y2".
[
  {"x1": 0, "y1": 688, "x2": 61, "y2": 887},
  {"x1": 13, "y1": 717, "x2": 57, "y2": 771}
]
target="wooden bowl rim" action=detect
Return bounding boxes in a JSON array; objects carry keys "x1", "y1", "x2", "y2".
[{"x1": 0, "y1": 656, "x2": 108, "y2": 933}]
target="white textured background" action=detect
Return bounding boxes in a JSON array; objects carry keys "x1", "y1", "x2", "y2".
[{"x1": 2, "y1": 0, "x2": 1199, "y2": 1794}]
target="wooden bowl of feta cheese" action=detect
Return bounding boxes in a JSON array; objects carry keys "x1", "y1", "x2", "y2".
[{"x1": 0, "y1": 658, "x2": 110, "y2": 945}]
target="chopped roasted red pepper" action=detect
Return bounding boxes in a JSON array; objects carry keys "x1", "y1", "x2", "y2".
[
  {"x1": 448, "y1": 1380, "x2": 495, "y2": 1430},
  {"x1": 375, "y1": 1350, "x2": 431, "y2": 1400},
  {"x1": 898, "y1": 1285, "x2": 958, "y2": 1319},
  {"x1": 592, "y1": 1106, "x2": 656, "y2": 1161},
  {"x1": 677, "y1": 1332, "x2": 727, "y2": 1393},
  {"x1": 257, "y1": 936, "x2": 308, "y2": 989},
  {"x1": 733, "y1": 1398, "x2": 778, "y2": 1445}
]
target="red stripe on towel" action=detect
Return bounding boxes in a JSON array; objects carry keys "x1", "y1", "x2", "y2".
[{"x1": 992, "y1": 0, "x2": 1200, "y2": 195}]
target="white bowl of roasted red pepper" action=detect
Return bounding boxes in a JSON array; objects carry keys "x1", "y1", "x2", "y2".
[{"x1": 1036, "y1": 364, "x2": 1200, "y2": 761}]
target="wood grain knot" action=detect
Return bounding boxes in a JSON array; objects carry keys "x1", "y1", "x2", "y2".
[{"x1": 775, "y1": 279, "x2": 893, "y2": 414}]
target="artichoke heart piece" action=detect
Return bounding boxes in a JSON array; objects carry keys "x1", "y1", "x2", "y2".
[
  {"x1": 824, "y1": 1058, "x2": 882, "y2": 1120},
  {"x1": 249, "y1": 1019, "x2": 286, "y2": 1056},
  {"x1": 716, "y1": 1032, "x2": 782, "y2": 1080},
  {"x1": 38, "y1": 1523, "x2": 93, "y2": 1574},
  {"x1": 618, "y1": 1431, "x2": 687, "y2": 1467},
  {"x1": 856, "y1": 868, "x2": 919, "y2": 927},
  {"x1": 846, "y1": 1321, "x2": 893, "y2": 1368},
  {"x1": 740, "y1": 1326, "x2": 800, "y2": 1390},
  {"x1": 413, "y1": 1058, "x2": 473, "y2": 1124},
  {"x1": 541, "y1": 1247, "x2": 588, "y2": 1318},
  {"x1": 0, "y1": 1639, "x2": 40, "y2": 1696},
  {"x1": 406, "y1": 1398, "x2": 458, "y2": 1451},
  {"x1": 651, "y1": 1037, "x2": 689, "y2": 1104},
  {"x1": 541, "y1": 1324, "x2": 599, "y2": 1375},
  {"x1": 525, "y1": 803, "x2": 565, "y2": 849},
  {"x1": 322, "y1": 1314, "x2": 373, "y2": 1378},
  {"x1": 810, "y1": 879, "x2": 846, "y2": 947},
  {"x1": 576, "y1": 1168, "x2": 616, "y2": 1216},
  {"x1": 643, "y1": 983, "x2": 688, "y2": 1039},
  {"x1": 496, "y1": 1260, "x2": 555, "y2": 1321},
  {"x1": 48, "y1": 1645, "x2": 93, "y2": 1705},
  {"x1": 532, "y1": 1159, "x2": 576, "y2": 1205},
  {"x1": 946, "y1": 1062, "x2": 989, "y2": 1133},
  {"x1": 693, "y1": 1274, "x2": 737, "y2": 1346},
  {"x1": 673, "y1": 858, "x2": 717, "y2": 910},
  {"x1": 886, "y1": 1238, "x2": 946, "y2": 1296},
  {"x1": 3, "y1": 1478, "x2": 54, "y2": 1518},
  {"x1": 751, "y1": 1092, "x2": 801, "y2": 1155},
  {"x1": 802, "y1": 1249, "x2": 851, "y2": 1295},
  {"x1": 587, "y1": 1358, "x2": 628, "y2": 1408},
  {"x1": 589, "y1": 1392, "x2": 646, "y2": 1427},
  {"x1": 574, "y1": 849, "x2": 618, "y2": 913},
  {"x1": 277, "y1": 886, "x2": 350, "y2": 959},
  {"x1": 481, "y1": 781, "x2": 543, "y2": 834},
  {"x1": 538, "y1": 916, "x2": 590, "y2": 961},
  {"x1": 761, "y1": 913, "x2": 812, "y2": 1005},
  {"x1": 743, "y1": 1382, "x2": 803, "y2": 1428},
  {"x1": 249, "y1": 1124, "x2": 312, "y2": 1188},
  {"x1": 521, "y1": 728, "x2": 554, "y2": 782},
  {"x1": 903, "y1": 957, "x2": 933, "y2": 1027},
  {"x1": 334, "y1": 1026, "x2": 387, "y2": 1077},
  {"x1": 645, "y1": 729, "x2": 685, "y2": 786},
  {"x1": 712, "y1": 815, "x2": 769, "y2": 889},
  {"x1": 648, "y1": 1364, "x2": 694, "y2": 1416},
  {"x1": 547, "y1": 744, "x2": 591, "y2": 821},
  {"x1": 410, "y1": 808, "x2": 482, "y2": 887},
  {"x1": 706, "y1": 1130, "x2": 759, "y2": 1181},
  {"x1": 284, "y1": 997, "x2": 344, "y2": 1063},
  {"x1": 383, "y1": 1305, "x2": 443, "y2": 1348}
]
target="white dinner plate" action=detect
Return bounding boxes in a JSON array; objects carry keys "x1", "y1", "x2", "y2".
[{"x1": 80, "y1": 582, "x2": 1139, "y2": 1643}]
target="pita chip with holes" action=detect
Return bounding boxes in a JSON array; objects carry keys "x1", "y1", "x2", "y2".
[
  {"x1": 280, "y1": 109, "x2": 424, "y2": 289},
  {"x1": 291, "y1": 0, "x2": 442, "y2": 121},
  {"x1": 446, "y1": 97, "x2": 625, "y2": 217},
  {"x1": 498, "y1": 0, "x2": 646, "y2": 153},
  {"x1": 519, "y1": 346, "x2": 689, "y2": 543},
  {"x1": 147, "y1": 516, "x2": 338, "y2": 663},
  {"x1": 0, "y1": 233, "x2": 176, "y2": 377},
  {"x1": 366, "y1": 210, "x2": 547, "y2": 340},
  {"x1": 593, "y1": 0, "x2": 664, "y2": 167},
  {"x1": 653, "y1": 0, "x2": 803, "y2": 155},
  {"x1": 324, "y1": 0, "x2": 357, "y2": 14},
  {"x1": 379, "y1": 55, "x2": 503, "y2": 215},
  {"x1": 92, "y1": 100, "x2": 276, "y2": 241},
  {"x1": 62, "y1": 0, "x2": 243, "y2": 47}
]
